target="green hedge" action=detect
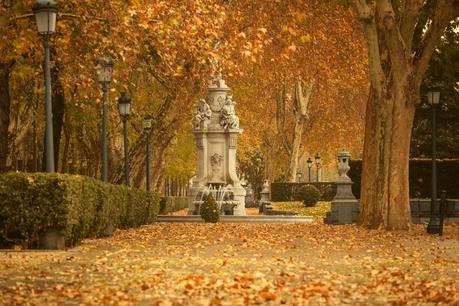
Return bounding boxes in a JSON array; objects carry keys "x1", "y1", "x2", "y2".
[
  {"x1": 271, "y1": 182, "x2": 337, "y2": 202},
  {"x1": 0, "y1": 172, "x2": 160, "y2": 249},
  {"x1": 349, "y1": 159, "x2": 459, "y2": 199},
  {"x1": 159, "y1": 196, "x2": 188, "y2": 214}
]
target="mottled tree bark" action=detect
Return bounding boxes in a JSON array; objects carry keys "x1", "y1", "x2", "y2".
[{"x1": 352, "y1": 0, "x2": 457, "y2": 229}]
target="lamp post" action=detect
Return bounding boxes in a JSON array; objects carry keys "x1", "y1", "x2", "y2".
[
  {"x1": 143, "y1": 116, "x2": 152, "y2": 192},
  {"x1": 33, "y1": 0, "x2": 58, "y2": 173},
  {"x1": 315, "y1": 153, "x2": 321, "y2": 182},
  {"x1": 96, "y1": 57, "x2": 113, "y2": 182},
  {"x1": 307, "y1": 157, "x2": 312, "y2": 182},
  {"x1": 118, "y1": 93, "x2": 131, "y2": 187},
  {"x1": 427, "y1": 91, "x2": 441, "y2": 234}
]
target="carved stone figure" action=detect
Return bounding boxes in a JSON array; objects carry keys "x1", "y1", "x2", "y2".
[
  {"x1": 210, "y1": 153, "x2": 223, "y2": 182},
  {"x1": 220, "y1": 96, "x2": 239, "y2": 129},
  {"x1": 193, "y1": 99, "x2": 211, "y2": 129}
]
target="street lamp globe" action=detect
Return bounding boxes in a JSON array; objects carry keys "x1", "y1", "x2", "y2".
[
  {"x1": 118, "y1": 93, "x2": 132, "y2": 117},
  {"x1": 143, "y1": 116, "x2": 153, "y2": 133},
  {"x1": 32, "y1": 0, "x2": 58, "y2": 35},
  {"x1": 315, "y1": 153, "x2": 321, "y2": 166},
  {"x1": 307, "y1": 157, "x2": 313, "y2": 169},
  {"x1": 427, "y1": 91, "x2": 440, "y2": 105},
  {"x1": 96, "y1": 57, "x2": 113, "y2": 83}
]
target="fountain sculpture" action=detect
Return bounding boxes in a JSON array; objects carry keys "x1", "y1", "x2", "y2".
[{"x1": 188, "y1": 73, "x2": 246, "y2": 216}]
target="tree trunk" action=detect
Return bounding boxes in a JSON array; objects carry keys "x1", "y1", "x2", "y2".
[
  {"x1": 61, "y1": 123, "x2": 71, "y2": 173},
  {"x1": 359, "y1": 86, "x2": 414, "y2": 230},
  {"x1": 285, "y1": 80, "x2": 313, "y2": 182},
  {"x1": 152, "y1": 144, "x2": 168, "y2": 192},
  {"x1": 286, "y1": 116, "x2": 304, "y2": 182},
  {"x1": 350, "y1": 0, "x2": 455, "y2": 230},
  {"x1": 0, "y1": 61, "x2": 13, "y2": 173},
  {"x1": 51, "y1": 72, "x2": 65, "y2": 172}
]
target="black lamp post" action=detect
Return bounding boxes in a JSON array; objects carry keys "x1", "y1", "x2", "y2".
[
  {"x1": 118, "y1": 93, "x2": 131, "y2": 187},
  {"x1": 33, "y1": 0, "x2": 58, "y2": 173},
  {"x1": 143, "y1": 116, "x2": 152, "y2": 192},
  {"x1": 315, "y1": 153, "x2": 321, "y2": 182},
  {"x1": 307, "y1": 157, "x2": 312, "y2": 182},
  {"x1": 427, "y1": 91, "x2": 441, "y2": 234},
  {"x1": 96, "y1": 57, "x2": 113, "y2": 182}
]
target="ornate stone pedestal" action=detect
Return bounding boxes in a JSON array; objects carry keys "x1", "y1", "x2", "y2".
[
  {"x1": 325, "y1": 151, "x2": 359, "y2": 224},
  {"x1": 188, "y1": 73, "x2": 246, "y2": 216}
]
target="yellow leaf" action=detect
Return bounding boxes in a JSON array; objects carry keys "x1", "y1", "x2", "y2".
[{"x1": 299, "y1": 34, "x2": 312, "y2": 43}]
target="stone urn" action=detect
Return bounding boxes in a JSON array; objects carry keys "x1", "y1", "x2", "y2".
[{"x1": 337, "y1": 151, "x2": 351, "y2": 181}]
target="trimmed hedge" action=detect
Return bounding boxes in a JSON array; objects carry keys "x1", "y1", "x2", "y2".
[
  {"x1": 271, "y1": 182, "x2": 337, "y2": 202},
  {"x1": 272, "y1": 159, "x2": 459, "y2": 201},
  {"x1": 0, "y1": 172, "x2": 160, "y2": 249},
  {"x1": 349, "y1": 159, "x2": 459, "y2": 199},
  {"x1": 159, "y1": 196, "x2": 188, "y2": 214}
]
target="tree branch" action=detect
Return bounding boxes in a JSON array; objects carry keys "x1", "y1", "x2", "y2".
[
  {"x1": 275, "y1": 90, "x2": 292, "y2": 155},
  {"x1": 351, "y1": 0, "x2": 386, "y2": 97},
  {"x1": 413, "y1": 0, "x2": 456, "y2": 87},
  {"x1": 377, "y1": 0, "x2": 409, "y2": 81},
  {"x1": 400, "y1": 0, "x2": 425, "y2": 51}
]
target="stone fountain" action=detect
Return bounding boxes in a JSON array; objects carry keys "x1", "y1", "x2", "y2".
[{"x1": 187, "y1": 73, "x2": 246, "y2": 216}]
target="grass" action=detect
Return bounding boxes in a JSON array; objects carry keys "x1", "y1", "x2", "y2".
[
  {"x1": 272, "y1": 201, "x2": 331, "y2": 218},
  {"x1": 169, "y1": 202, "x2": 330, "y2": 218}
]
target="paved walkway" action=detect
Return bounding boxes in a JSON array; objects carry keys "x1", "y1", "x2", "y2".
[{"x1": 0, "y1": 223, "x2": 458, "y2": 305}]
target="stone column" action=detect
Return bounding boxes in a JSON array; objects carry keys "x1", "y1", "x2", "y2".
[
  {"x1": 324, "y1": 151, "x2": 360, "y2": 224},
  {"x1": 193, "y1": 132, "x2": 208, "y2": 187},
  {"x1": 227, "y1": 130, "x2": 241, "y2": 186}
]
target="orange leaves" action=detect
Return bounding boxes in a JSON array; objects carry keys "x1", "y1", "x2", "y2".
[
  {"x1": 287, "y1": 44, "x2": 297, "y2": 52},
  {"x1": 257, "y1": 27, "x2": 268, "y2": 34},
  {"x1": 0, "y1": 223, "x2": 459, "y2": 304}
]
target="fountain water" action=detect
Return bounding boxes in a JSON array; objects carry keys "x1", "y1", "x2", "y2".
[{"x1": 192, "y1": 184, "x2": 238, "y2": 215}]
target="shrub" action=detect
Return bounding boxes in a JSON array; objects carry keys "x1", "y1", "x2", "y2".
[
  {"x1": 199, "y1": 195, "x2": 220, "y2": 223},
  {"x1": 297, "y1": 185, "x2": 321, "y2": 207},
  {"x1": 159, "y1": 196, "x2": 188, "y2": 214},
  {"x1": 271, "y1": 182, "x2": 337, "y2": 202},
  {"x1": 0, "y1": 172, "x2": 160, "y2": 249}
]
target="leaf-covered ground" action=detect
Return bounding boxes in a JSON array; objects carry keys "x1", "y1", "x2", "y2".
[{"x1": 0, "y1": 223, "x2": 458, "y2": 305}]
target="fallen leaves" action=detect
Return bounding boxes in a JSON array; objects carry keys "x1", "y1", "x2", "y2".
[{"x1": 0, "y1": 223, "x2": 458, "y2": 305}]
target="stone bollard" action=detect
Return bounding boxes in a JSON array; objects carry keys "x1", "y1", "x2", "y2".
[
  {"x1": 259, "y1": 181, "x2": 273, "y2": 214},
  {"x1": 245, "y1": 185, "x2": 255, "y2": 208},
  {"x1": 324, "y1": 151, "x2": 360, "y2": 224}
]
